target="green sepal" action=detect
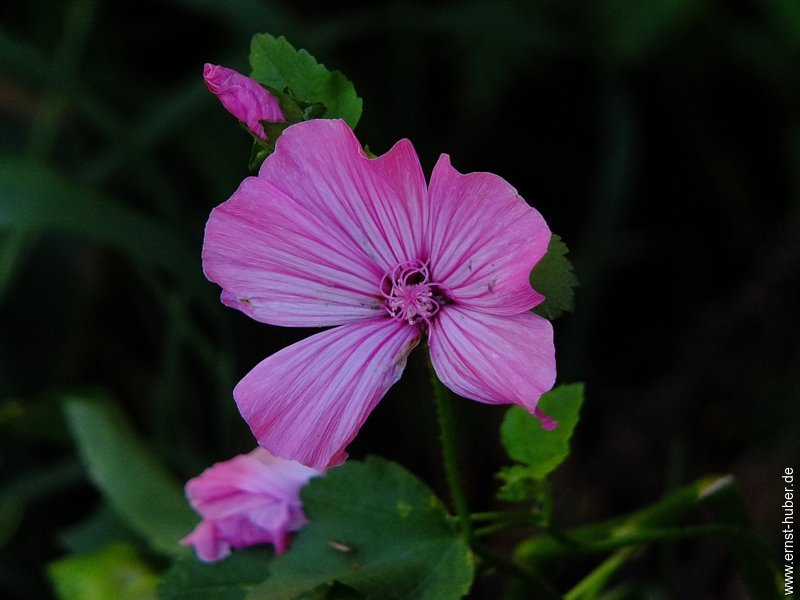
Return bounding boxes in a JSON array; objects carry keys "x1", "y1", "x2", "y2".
[{"x1": 244, "y1": 88, "x2": 332, "y2": 170}]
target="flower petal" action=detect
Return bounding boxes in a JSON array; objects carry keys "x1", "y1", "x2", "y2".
[
  {"x1": 181, "y1": 521, "x2": 229, "y2": 562},
  {"x1": 427, "y1": 155, "x2": 551, "y2": 315},
  {"x1": 258, "y1": 119, "x2": 428, "y2": 271},
  {"x1": 235, "y1": 318, "x2": 420, "y2": 470},
  {"x1": 203, "y1": 175, "x2": 387, "y2": 327},
  {"x1": 429, "y1": 306, "x2": 555, "y2": 413}
]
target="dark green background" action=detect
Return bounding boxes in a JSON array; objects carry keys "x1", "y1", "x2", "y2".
[{"x1": 1, "y1": 0, "x2": 798, "y2": 597}]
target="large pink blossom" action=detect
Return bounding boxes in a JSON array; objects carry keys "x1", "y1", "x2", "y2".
[
  {"x1": 181, "y1": 448, "x2": 320, "y2": 562},
  {"x1": 203, "y1": 64, "x2": 285, "y2": 140},
  {"x1": 203, "y1": 119, "x2": 556, "y2": 470}
]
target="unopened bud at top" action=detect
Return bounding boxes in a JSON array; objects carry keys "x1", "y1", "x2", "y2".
[{"x1": 203, "y1": 63, "x2": 285, "y2": 140}]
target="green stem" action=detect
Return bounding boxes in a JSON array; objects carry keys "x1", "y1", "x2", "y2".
[
  {"x1": 428, "y1": 364, "x2": 562, "y2": 598},
  {"x1": 475, "y1": 522, "x2": 520, "y2": 538},
  {"x1": 428, "y1": 364, "x2": 568, "y2": 597},
  {"x1": 470, "y1": 510, "x2": 537, "y2": 522},
  {"x1": 473, "y1": 511, "x2": 543, "y2": 538},
  {"x1": 429, "y1": 361, "x2": 473, "y2": 543},
  {"x1": 564, "y1": 546, "x2": 640, "y2": 600},
  {"x1": 550, "y1": 523, "x2": 773, "y2": 556}
]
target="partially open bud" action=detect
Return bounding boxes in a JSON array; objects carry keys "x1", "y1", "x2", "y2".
[
  {"x1": 181, "y1": 447, "x2": 321, "y2": 562},
  {"x1": 203, "y1": 64, "x2": 285, "y2": 140}
]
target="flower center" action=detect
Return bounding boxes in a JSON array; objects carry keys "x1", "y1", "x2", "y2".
[{"x1": 380, "y1": 260, "x2": 444, "y2": 325}]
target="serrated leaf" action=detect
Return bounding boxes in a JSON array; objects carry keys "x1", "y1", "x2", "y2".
[
  {"x1": 531, "y1": 234, "x2": 578, "y2": 320},
  {"x1": 48, "y1": 543, "x2": 159, "y2": 600},
  {"x1": 247, "y1": 457, "x2": 474, "y2": 600},
  {"x1": 500, "y1": 384, "x2": 584, "y2": 479},
  {"x1": 158, "y1": 548, "x2": 272, "y2": 600},
  {"x1": 63, "y1": 397, "x2": 197, "y2": 557},
  {"x1": 250, "y1": 34, "x2": 362, "y2": 128}
]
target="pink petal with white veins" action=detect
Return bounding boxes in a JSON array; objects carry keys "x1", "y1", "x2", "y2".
[
  {"x1": 203, "y1": 175, "x2": 386, "y2": 327},
  {"x1": 427, "y1": 154, "x2": 550, "y2": 315},
  {"x1": 429, "y1": 305, "x2": 555, "y2": 413},
  {"x1": 259, "y1": 119, "x2": 429, "y2": 271},
  {"x1": 234, "y1": 318, "x2": 420, "y2": 470}
]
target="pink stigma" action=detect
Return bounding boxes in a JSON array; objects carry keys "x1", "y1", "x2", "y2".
[{"x1": 381, "y1": 260, "x2": 443, "y2": 326}]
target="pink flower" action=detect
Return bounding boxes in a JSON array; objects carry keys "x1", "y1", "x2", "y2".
[
  {"x1": 203, "y1": 64, "x2": 285, "y2": 140},
  {"x1": 203, "y1": 119, "x2": 556, "y2": 470},
  {"x1": 181, "y1": 447, "x2": 320, "y2": 562}
]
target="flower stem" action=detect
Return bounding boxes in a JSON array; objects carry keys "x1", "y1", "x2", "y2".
[
  {"x1": 428, "y1": 363, "x2": 562, "y2": 598},
  {"x1": 428, "y1": 361, "x2": 473, "y2": 543}
]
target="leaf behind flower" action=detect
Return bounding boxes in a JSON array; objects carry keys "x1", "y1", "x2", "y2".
[
  {"x1": 250, "y1": 34, "x2": 362, "y2": 128},
  {"x1": 531, "y1": 234, "x2": 578, "y2": 320}
]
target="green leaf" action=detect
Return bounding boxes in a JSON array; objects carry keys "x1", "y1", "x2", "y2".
[
  {"x1": 63, "y1": 397, "x2": 198, "y2": 556},
  {"x1": 531, "y1": 234, "x2": 578, "y2": 320},
  {"x1": 249, "y1": 34, "x2": 362, "y2": 128},
  {"x1": 247, "y1": 457, "x2": 474, "y2": 600},
  {"x1": 48, "y1": 542, "x2": 159, "y2": 600},
  {"x1": 159, "y1": 548, "x2": 272, "y2": 600},
  {"x1": 500, "y1": 383, "x2": 584, "y2": 479}
]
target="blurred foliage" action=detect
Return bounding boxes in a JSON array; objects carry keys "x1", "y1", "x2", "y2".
[
  {"x1": 48, "y1": 542, "x2": 159, "y2": 600},
  {"x1": 64, "y1": 397, "x2": 197, "y2": 557},
  {"x1": 1, "y1": 0, "x2": 799, "y2": 598}
]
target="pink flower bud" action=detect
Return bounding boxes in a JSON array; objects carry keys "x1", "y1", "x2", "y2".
[
  {"x1": 203, "y1": 64, "x2": 285, "y2": 140},
  {"x1": 181, "y1": 447, "x2": 320, "y2": 562}
]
